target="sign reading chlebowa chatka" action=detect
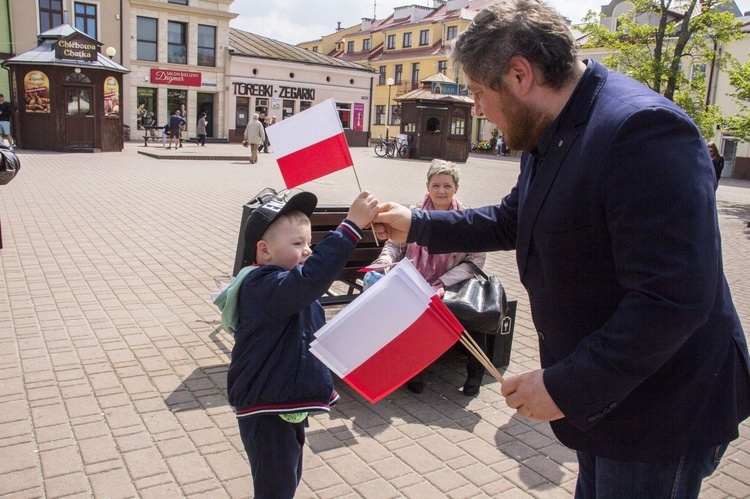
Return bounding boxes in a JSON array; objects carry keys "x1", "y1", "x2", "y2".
[{"x1": 54, "y1": 36, "x2": 98, "y2": 62}]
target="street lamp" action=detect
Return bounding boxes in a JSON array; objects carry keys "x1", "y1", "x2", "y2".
[
  {"x1": 105, "y1": 46, "x2": 117, "y2": 60},
  {"x1": 386, "y1": 77, "x2": 394, "y2": 140}
]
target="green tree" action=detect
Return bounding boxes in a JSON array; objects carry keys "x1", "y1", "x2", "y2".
[
  {"x1": 726, "y1": 57, "x2": 750, "y2": 142},
  {"x1": 580, "y1": 0, "x2": 743, "y2": 138}
]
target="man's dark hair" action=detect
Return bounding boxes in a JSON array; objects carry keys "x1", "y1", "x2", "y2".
[{"x1": 450, "y1": 0, "x2": 579, "y2": 91}]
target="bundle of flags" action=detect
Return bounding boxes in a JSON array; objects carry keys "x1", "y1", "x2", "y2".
[{"x1": 309, "y1": 259, "x2": 464, "y2": 403}]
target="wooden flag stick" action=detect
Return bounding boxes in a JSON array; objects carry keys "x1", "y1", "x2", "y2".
[
  {"x1": 351, "y1": 165, "x2": 380, "y2": 245},
  {"x1": 459, "y1": 331, "x2": 505, "y2": 384}
]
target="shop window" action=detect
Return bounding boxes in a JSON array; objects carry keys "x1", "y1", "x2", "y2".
[
  {"x1": 363, "y1": 39, "x2": 371, "y2": 51},
  {"x1": 438, "y1": 60, "x2": 448, "y2": 75},
  {"x1": 391, "y1": 105, "x2": 402, "y2": 126},
  {"x1": 446, "y1": 26, "x2": 458, "y2": 40},
  {"x1": 374, "y1": 105, "x2": 385, "y2": 125},
  {"x1": 167, "y1": 89, "x2": 187, "y2": 121},
  {"x1": 347, "y1": 41, "x2": 354, "y2": 53},
  {"x1": 39, "y1": 0, "x2": 63, "y2": 32},
  {"x1": 394, "y1": 64, "x2": 403, "y2": 85},
  {"x1": 300, "y1": 101, "x2": 312, "y2": 112},
  {"x1": 66, "y1": 88, "x2": 91, "y2": 116},
  {"x1": 426, "y1": 117, "x2": 440, "y2": 132},
  {"x1": 419, "y1": 30, "x2": 429, "y2": 46},
  {"x1": 137, "y1": 87, "x2": 157, "y2": 124},
  {"x1": 137, "y1": 17, "x2": 157, "y2": 62},
  {"x1": 255, "y1": 98, "x2": 268, "y2": 119},
  {"x1": 387, "y1": 34, "x2": 395, "y2": 50},
  {"x1": 283, "y1": 100, "x2": 294, "y2": 119},
  {"x1": 74, "y1": 2, "x2": 97, "y2": 39},
  {"x1": 337, "y1": 103, "x2": 351, "y2": 129},
  {"x1": 403, "y1": 32, "x2": 412, "y2": 48},
  {"x1": 168, "y1": 21, "x2": 188, "y2": 65},
  {"x1": 198, "y1": 25, "x2": 216, "y2": 67},
  {"x1": 451, "y1": 114, "x2": 466, "y2": 136},
  {"x1": 378, "y1": 66, "x2": 386, "y2": 86},
  {"x1": 236, "y1": 97, "x2": 249, "y2": 128}
]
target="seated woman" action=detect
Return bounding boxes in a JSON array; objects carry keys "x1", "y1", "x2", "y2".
[{"x1": 371, "y1": 159, "x2": 489, "y2": 396}]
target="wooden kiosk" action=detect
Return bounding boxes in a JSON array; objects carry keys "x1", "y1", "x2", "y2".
[
  {"x1": 2, "y1": 25, "x2": 129, "y2": 152},
  {"x1": 395, "y1": 73, "x2": 474, "y2": 162}
]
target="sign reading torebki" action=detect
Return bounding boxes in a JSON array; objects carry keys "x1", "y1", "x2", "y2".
[{"x1": 150, "y1": 69, "x2": 202, "y2": 87}]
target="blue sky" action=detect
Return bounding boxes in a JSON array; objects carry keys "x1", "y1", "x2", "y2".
[{"x1": 231, "y1": 0, "x2": 750, "y2": 45}]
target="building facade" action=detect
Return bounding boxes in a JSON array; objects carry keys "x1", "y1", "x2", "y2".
[
  {"x1": 226, "y1": 29, "x2": 375, "y2": 145},
  {"x1": 299, "y1": 0, "x2": 496, "y2": 145},
  {"x1": 0, "y1": 1, "x2": 377, "y2": 147}
]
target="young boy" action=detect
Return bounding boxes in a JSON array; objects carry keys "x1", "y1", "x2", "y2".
[{"x1": 224, "y1": 189, "x2": 378, "y2": 498}]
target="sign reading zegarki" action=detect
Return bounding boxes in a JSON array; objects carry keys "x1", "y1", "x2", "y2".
[
  {"x1": 54, "y1": 39, "x2": 98, "y2": 62},
  {"x1": 232, "y1": 82, "x2": 315, "y2": 100}
]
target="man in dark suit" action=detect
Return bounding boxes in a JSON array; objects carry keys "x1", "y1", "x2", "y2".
[{"x1": 373, "y1": 0, "x2": 750, "y2": 496}]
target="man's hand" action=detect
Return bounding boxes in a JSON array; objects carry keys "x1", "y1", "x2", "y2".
[
  {"x1": 501, "y1": 369, "x2": 564, "y2": 421},
  {"x1": 347, "y1": 191, "x2": 379, "y2": 231},
  {"x1": 372, "y1": 202, "x2": 412, "y2": 242}
]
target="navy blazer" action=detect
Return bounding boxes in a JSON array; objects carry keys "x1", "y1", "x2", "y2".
[{"x1": 410, "y1": 60, "x2": 750, "y2": 460}]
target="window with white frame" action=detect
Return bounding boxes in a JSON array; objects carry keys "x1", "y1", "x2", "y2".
[
  {"x1": 137, "y1": 17, "x2": 158, "y2": 62},
  {"x1": 419, "y1": 29, "x2": 429, "y2": 46},
  {"x1": 74, "y1": 2, "x2": 97, "y2": 39}
]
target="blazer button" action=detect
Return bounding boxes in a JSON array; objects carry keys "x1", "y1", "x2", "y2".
[
  {"x1": 525, "y1": 287, "x2": 534, "y2": 298},
  {"x1": 538, "y1": 330, "x2": 546, "y2": 340}
]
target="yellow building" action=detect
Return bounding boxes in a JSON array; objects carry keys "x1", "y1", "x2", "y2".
[{"x1": 299, "y1": 0, "x2": 496, "y2": 144}]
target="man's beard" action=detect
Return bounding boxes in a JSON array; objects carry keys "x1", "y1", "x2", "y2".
[{"x1": 501, "y1": 93, "x2": 554, "y2": 152}]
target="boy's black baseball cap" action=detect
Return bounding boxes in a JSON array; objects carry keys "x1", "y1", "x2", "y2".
[{"x1": 242, "y1": 190, "x2": 317, "y2": 266}]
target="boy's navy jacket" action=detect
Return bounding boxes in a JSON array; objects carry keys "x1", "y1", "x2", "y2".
[{"x1": 227, "y1": 220, "x2": 363, "y2": 418}]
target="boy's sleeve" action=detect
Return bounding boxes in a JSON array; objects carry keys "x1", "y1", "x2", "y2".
[{"x1": 263, "y1": 220, "x2": 363, "y2": 319}]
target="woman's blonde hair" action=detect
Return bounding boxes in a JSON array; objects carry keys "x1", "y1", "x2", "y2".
[{"x1": 427, "y1": 159, "x2": 460, "y2": 185}]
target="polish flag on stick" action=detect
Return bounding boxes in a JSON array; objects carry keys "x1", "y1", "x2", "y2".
[
  {"x1": 310, "y1": 260, "x2": 465, "y2": 403},
  {"x1": 265, "y1": 98, "x2": 354, "y2": 189}
]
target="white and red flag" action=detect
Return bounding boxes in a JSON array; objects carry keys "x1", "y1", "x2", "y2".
[
  {"x1": 310, "y1": 260, "x2": 464, "y2": 403},
  {"x1": 265, "y1": 98, "x2": 353, "y2": 188}
]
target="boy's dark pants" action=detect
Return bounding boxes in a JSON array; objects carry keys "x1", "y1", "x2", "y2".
[{"x1": 238, "y1": 414, "x2": 305, "y2": 499}]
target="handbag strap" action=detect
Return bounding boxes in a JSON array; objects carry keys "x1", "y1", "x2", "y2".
[{"x1": 462, "y1": 260, "x2": 490, "y2": 281}]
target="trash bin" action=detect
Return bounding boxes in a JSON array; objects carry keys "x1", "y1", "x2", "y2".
[
  {"x1": 123, "y1": 124, "x2": 131, "y2": 142},
  {"x1": 486, "y1": 299, "x2": 516, "y2": 368}
]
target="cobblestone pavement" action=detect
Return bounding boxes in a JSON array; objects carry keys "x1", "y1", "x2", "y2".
[{"x1": 1, "y1": 142, "x2": 748, "y2": 498}]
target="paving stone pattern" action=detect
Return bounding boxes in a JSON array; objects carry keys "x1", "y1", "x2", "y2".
[{"x1": 0, "y1": 143, "x2": 748, "y2": 498}]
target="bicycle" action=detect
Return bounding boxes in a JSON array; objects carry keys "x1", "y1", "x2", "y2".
[
  {"x1": 374, "y1": 135, "x2": 409, "y2": 158},
  {"x1": 374, "y1": 135, "x2": 396, "y2": 158}
]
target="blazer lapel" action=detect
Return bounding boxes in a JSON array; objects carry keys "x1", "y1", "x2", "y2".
[
  {"x1": 515, "y1": 59, "x2": 608, "y2": 279},
  {"x1": 515, "y1": 130, "x2": 578, "y2": 278}
]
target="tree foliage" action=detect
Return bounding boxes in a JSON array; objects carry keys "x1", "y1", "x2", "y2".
[
  {"x1": 726, "y1": 57, "x2": 750, "y2": 142},
  {"x1": 580, "y1": 0, "x2": 743, "y2": 138}
]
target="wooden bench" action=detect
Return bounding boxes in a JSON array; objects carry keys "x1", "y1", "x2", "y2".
[{"x1": 233, "y1": 204, "x2": 382, "y2": 306}]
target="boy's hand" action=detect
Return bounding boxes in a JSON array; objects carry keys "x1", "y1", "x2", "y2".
[{"x1": 347, "y1": 191, "x2": 379, "y2": 230}]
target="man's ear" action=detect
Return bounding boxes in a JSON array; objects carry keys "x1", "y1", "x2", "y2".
[
  {"x1": 256, "y1": 240, "x2": 271, "y2": 263},
  {"x1": 506, "y1": 55, "x2": 535, "y2": 96}
]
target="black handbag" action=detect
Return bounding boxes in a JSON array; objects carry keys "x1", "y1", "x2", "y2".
[
  {"x1": 0, "y1": 145, "x2": 20, "y2": 185},
  {"x1": 443, "y1": 261, "x2": 508, "y2": 335}
]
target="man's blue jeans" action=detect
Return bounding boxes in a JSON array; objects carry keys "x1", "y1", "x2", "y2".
[{"x1": 575, "y1": 443, "x2": 728, "y2": 498}]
